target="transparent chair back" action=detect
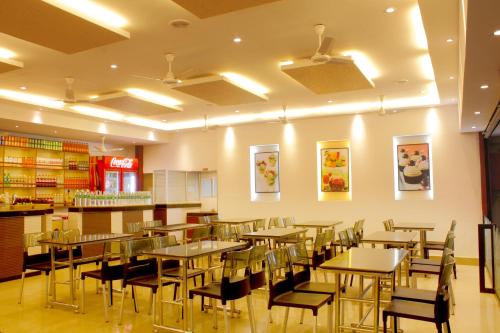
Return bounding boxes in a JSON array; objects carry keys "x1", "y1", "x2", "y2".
[
  {"x1": 249, "y1": 244, "x2": 268, "y2": 274},
  {"x1": 450, "y1": 220, "x2": 457, "y2": 232},
  {"x1": 216, "y1": 224, "x2": 236, "y2": 241},
  {"x1": 437, "y1": 254, "x2": 455, "y2": 302},
  {"x1": 253, "y1": 218, "x2": 266, "y2": 231},
  {"x1": 191, "y1": 226, "x2": 212, "y2": 241},
  {"x1": 266, "y1": 247, "x2": 291, "y2": 284},
  {"x1": 313, "y1": 232, "x2": 326, "y2": 254},
  {"x1": 152, "y1": 235, "x2": 178, "y2": 249},
  {"x1": 236, "y1": 224, "x2": 251, "y2": 239},
  {"x1": 222, "y1": 249, "x2": 251, "y2": 281},
  {"x1": 338, "y1": 230, "x2": 350, "y2": 250},
  {"x1": 23, "y1": 231, "x2": 53, "y2": 254},
  {"x1": 143, "y1": 220, "x2": 163, "y2": 228},
  {"x1": 283, "y1": 217, "x2": 296, "y2": 228},
  {"x1": 346, "y1": 227, "x2": 356, "y2": 245},
  {"x1": 126, "y1": 222, "x2": 143, "y2": 233},
  {"x1": 268, "y1": 217, "x2": 284, "y2": 229},
  {"x1": 382, "y1": 220, "x2": 392, "y2": 232},
  {"x1": 120, "y1": 238, "x2": 154, "y2": 261},
  {"x1": 288, "y1": 242, "x2": 309, "y2": 266}
]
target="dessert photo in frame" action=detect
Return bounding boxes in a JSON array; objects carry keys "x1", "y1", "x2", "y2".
[
  {"x1": 396, "y1": 143, "x2": 431, "y2": 191},
  {"x1": 254, "y1": 151, "x2": 279, "y2": 193},
  {"x1": 320, "y1": 147, "x2": 349, "y2": 192}
]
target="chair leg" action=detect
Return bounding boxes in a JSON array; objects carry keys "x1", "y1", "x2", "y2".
[
  {"x1": 282, "y1": 307, "x2": 289, "y2": 333},
  {"x1": 323, "y1": 271, "x2": 328, "y2": 283},
  {"x1": 223, "y1": 303, "x2": 230, "y2": 333},
  {"x1": 132, "y1": 285, "x2": 138, "y2": 313},
  {"x1": 148, "y1": 289, "x2": 153, "y2": 315},
  {"x1": 81, "y1": 278, "x2": 86, "y2": 314},
  {"x1": 102, "y1": 283, "x2": 109, "y2": 323},
  {"x1": 246, "y1": 295, "x2": 256, "y2": 333},
  {"x1": 190, "y1": 298, "x2": 194, "y2": 332},
  {"x1": 212, "y1": 298, "x2": 217, "y2": 329},
  {"x1": 328, "y1": 303, "x2": 333, "y2": 333},
  {"x1": 393, "y1": 315, "x2": 397, "y2": 333},
  {"x1": 18, "y1": 272, "x2": 25, "y2": 304},
  {"x1": 313, "y1": 315, "x2": 318, "y2": 333},
  {"x1": 45, "y1": 273, "x2": 50, "y2": 307},
  {"x1": 382, "y1": 313, "x2": 387, "y2": 333},
  {"x1": 300, "y1": 309, "x2": 305, "y2": 324},
  {"x1": 269, "y1": 307, "x2": 273, "y2": 323},
  {"x1": 446, "y1": 320, "x2": 452, "y2": 333},
  {"x1": 152, "y1": 291, "x2": 156, "y2": 324},
  {"x1": 118, "y1": 287, "x2": 126, "y2": 325},
  {"x1": 436, "y1": 323, "x2": 443, "y2": 333}
]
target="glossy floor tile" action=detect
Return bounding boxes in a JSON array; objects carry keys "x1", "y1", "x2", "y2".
[{"x1": 0, "y1": 264, "x2": 498, "y2": 332}]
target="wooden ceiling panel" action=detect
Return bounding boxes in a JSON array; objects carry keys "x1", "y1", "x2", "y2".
[
  {"x1": 172, "y1": 76, "x2": 268, "y2": 105},
  {"x1": 0, "y1": 58, "x2": 23, "y2": 74},
  {"x1": 92, "y1": 92, "x2": 181, "y2": 116},
  {"x1": 0, "y1": 0, "x2": 129, "y2": 54},
  {"x1": 282, "y1": 60, "x2": 375, "y2": 94},
  {"x1": 171, "y1": 0, "x2": 281, "y2": 18}
]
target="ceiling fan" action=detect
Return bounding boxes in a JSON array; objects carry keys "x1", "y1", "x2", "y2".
[
  {"x1": 90, "y1": 136, "x2": 125, "y2": 154},
  {"x1": 201, "y1": 114, "x2": 218, "y2": 132},
  {"x1": 267, "y1": 105, "x2": 290, "y2": 124},
  {"x1": 133, "y1": 53, "x2": 193, "y2": 85},
  {"x1": 61, "y1": 77, "x2": 89, "y2": 104},
  {"x1": 309, "y1": 24, "x2": 351, "y2": 64}
]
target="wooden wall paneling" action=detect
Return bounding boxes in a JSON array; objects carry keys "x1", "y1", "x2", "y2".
[
  {"x1": 81, "y1": 212, "x2": 110, "y2": 257},
  {"x1": 0, "y1": 217, "x2": 24, "y2": 280}
]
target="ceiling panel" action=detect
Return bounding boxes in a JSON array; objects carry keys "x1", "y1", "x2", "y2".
[
  {"x1": 281, "y1": 59, "x2": 374, "y2": 94},
  {"x1": 0, "y1": 0, "x2": 129, "y2": 54},
  {"x1": 0, "y1": 57, "x2": 23, "y2": 74},
  {"x1": 92, "y1": 92, "x2": 181, "y2": 116},
  {"x1": 170, "y1": 0, "x2": 281, "y2": 18}
]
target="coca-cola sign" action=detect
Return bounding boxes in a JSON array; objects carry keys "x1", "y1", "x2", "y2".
[{"x1": 104, "y1": 156, "x2": 138, "y2": 170}]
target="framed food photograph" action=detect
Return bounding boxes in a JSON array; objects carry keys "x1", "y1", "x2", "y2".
[
  {"x1": 254, "y1": 151, "x2": 280, "y2": 193},
  {"x1": 396, "y1": 143, "x2": 431, "y2": 191},
  {"x1": 320, "y1": 148, "x2": 349, "y2": 192}
]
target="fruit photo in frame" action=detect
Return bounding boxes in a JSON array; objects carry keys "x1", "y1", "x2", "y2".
[
  {"x1": 254, "y1": 151, "x2": 280, "y2": 193},
  {"x1": 321, "y1": 148, "x2": 349, "y2": 192}
]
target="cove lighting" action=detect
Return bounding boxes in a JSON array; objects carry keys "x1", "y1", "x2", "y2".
[
  {"x1": 279, "y1": 60, "x2": 294, "y2": 66},
  {"x1": 44, "y1": 0, "x2": 128, "y2": 28},
  {"x1": 410, "y1": 5, "x2": 429, "y2": 50},
  {"x1": 420, "y1": 54, "x2": 436, "y2": 81},
  {"x1": 220, "y1": 72, "x2": 269, "y2": 96},
  {"x1": 125, "y1": 88, "x2": 181, "y2": 107},
  {"x1": 125, "y1": 117, "x2": 167, "y2": 130},
  {"x1": 70, "y1": 105, "x2": 125, "y2": 121},
  {"x1": 0, "y1": 48, "x2": 16, "y2": 59},
  {"x1": 341, "y1": 50, "x2": 380, "y2": 79},
  {"x1": 0, "y1": 89, "x2": 64, "y2": 109}
]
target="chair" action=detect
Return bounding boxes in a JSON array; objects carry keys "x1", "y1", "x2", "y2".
[
  {"x1": 81, "y1": 240, "x2": 125, "y2": 322},
  {"x1": 268, "y1": 217, "x2": 285, "y2": 229},
  {"x1": 346, "y1": 227, "x2": 358, "y2": 247},
  {"x1": 19, "y1": 231, "x2": 64, "y2": 305},
  {"x1": 383, "y1": 256, "x2": 455, "y2": 333},
  {"x1": 423, "y1": 220, "x2": 457, "y2": 278},
  {"x1": 253, "y1": 218, "x2": 266, "y2": 232},
  {"x1": 323, "y1": 229, "x2": 336, "y2": 260},
  {"x1": 143, "y1": 220, "x2": 163, "y2": 228},
  {"x1": 234, "y1": 224, "x2": 252, "y2": 241},
  {"x1": 383, "y1": 219, "x2": 394, "y2": 232},
  {"x1": 118, "y1": 237, "x2": 178, "y2": 325},
  {"x1": 266, "y1": 247, "x2": 333, "y2": 333},
  {"x1": 283, "y1": 217, "x2": 296, "y2": 228},
  {"x1": 333, "y1": 229, "x2": 350, "y2": 255},
  {"x1": 353, "y1": 219, "x2": 365, "y2": 243},
  {"x1": 126, "y1": 221, "x2": 143, "y2": 235},
  {"x1": 189, "y1": 248, "x2": 255, "y2": 333}
]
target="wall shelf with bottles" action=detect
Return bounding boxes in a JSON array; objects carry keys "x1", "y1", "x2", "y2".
[{"x1": 0, "y1": 135, "x2": 90, "y2": 206}]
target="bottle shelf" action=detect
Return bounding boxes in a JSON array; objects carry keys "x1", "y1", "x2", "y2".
[{"x1": 0, "y1": 162, "x2": 89, "y2": 171}]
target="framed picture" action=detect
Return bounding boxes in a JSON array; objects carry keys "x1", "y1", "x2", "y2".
[
  {"x1": 396, "y1": 143, "x2": 431, "y2": 191},
  {"x1": 254, "y1": 151, "x2": 280, "y2": 193},
  {"x1": 320, "y1": 148, "x2": 349, "y2": 192}
]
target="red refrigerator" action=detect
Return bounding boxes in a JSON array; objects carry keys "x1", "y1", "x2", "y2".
[{"x1": 92, "y1": 156, "x2": 139, "y2": 193}]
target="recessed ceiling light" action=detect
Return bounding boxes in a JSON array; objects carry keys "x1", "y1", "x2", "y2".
[
  {"x1": 396, "y1": 79, "x2": 409, "y2": 85},
  {"x1": 472, "y1": 126, "x2": 476, "y2": 129},
  {"x1": 19, "y1": 86, "x2": 27, "y2": 90},
  {"x1": 162, "y1": 119, "x2": 167, "y2": 122},
  {"x1": 279, "y1": 60, "x2": 294, "y2": 66},
  {"x1": 54, "y1": 130, "x2": 57, "y2": 134},
  {"x1": 327, "y1": 100, "x2": 333, "y2": 103},
  {"x1": 110, "y1": 64, "x2": 118, "y2": 69},
  {"x1": 89, "y1": 95, "x2": 99, "y2": 99},
  {"x1": 233, "y1": 37, "x2": 242, "y2": 43},
  {"x1": 448, "y1": 76, "x2": 455, "y2": 80},
  {"x1": 494, "y1": 30, "x2": 500, "y2": 36},
  {"x1": 474, "y1": 111, "x2": 481, "y2": 115},
  {"x1": 393, "y1": 110, "x2": 398, "y2": 113},
  {"x1": 480, "y1": 84, "x2": 489, "y2": 89},
  {"x1": 446, "y1": 38, "x2": 454, "y2": 43},
  {"x1": 169, "y1": 19, "x2": 191, "y2": 29},
  {"x1": 384, "y1": 7, "x2": 396, "y2": 13},
  {"x1": 15, "y1": 125, "x2": 19, "y2": 128},
  {"x1": 234, "y1": 110, "x2": 240, "y2": 113}
]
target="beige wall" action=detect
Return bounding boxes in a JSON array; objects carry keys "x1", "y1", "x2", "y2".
[{"x1": 144, "y1": 105, "x2": 482, "y2": 258}]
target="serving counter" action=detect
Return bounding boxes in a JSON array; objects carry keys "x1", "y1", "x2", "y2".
[{"x1": 0, "y1": 207, "x2": 53, "y2": 281}]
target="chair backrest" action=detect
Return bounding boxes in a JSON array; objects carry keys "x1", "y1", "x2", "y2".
[
  {"x1": 120, "y1": 238, "x2": 156, "y2": 286},
  {"x1": 283, "y1": 217, "x2": 296, "y2": 228},
  {"x1": 434, "y1": 254, "x2": 455, "y2": 322},
  {"x1": 143, "y1": 220, "x2": 163, "y2": 228},
  {"x1": 151, "y1": 235, "x2": 177, "y2": 249},
  {"x1": 197, "y1": 216, "x2": 209, "y2": 224},
  {"x1": 353, "y1": 219, "x2": 365, "y2": 242},
  {"x1": 346, "y1": 227, "x2": 357, "y2": 246},
  {"x1": 268, "y1": 217, "x2": 285, "y2": 229},
  {"x1": 220, "y1": 248, "x2": 252, "y2": 303},
  {"x1": 450, "y1": 220, "x2": 457, "y2": 232},
  {"x1": 443, "y1": 231, "x2": 455, "y2": 251},
  {"x1": 215, "y1": 224, "x2": 236, "y2": 241},
  {"x1": 287, "y1": 242, "x2": 312, "y2": 286},
  {"x1": 22, "y1": 231, "x2": 53, "y2": 270},
  {"x1": 338, "y1": 230, "x2": 350, "y2": 251},
  {"x1": 253, "y1": 218, "x2": 266, "y2": 231},
  {"x1": 126, "y1": 222, "x2": 143, "y2": 234},
  {"x1": 235, "y1": 224, "x2": 251, "y2": 240},
  {"x1": 311, "y1": 233, "x2": 326, "y2": 268},
  {"x1": 382, "y1": 219, "x2": 393, "y2": 232},
  {"x1": 191, "y1": 225, "x2": 212, "y2": 241},
  {"x1": 324, "y1": 228, "x2": 335, "y2": 260},
  {"x1": 249, "y1": 244, "x2": 268, "y2": 290},
  {"x1": 265, "y1": 247, "x2": 293, "y2": 306},
  {"x1": 23, "y1": 231, "x2": 53, "y2": 250}
]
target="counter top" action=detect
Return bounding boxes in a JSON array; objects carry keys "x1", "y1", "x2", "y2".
[
  {"x1": 186, "y1": 211, "x2": 218, "y2": 216},
  {"x1": 0, "y1": 208, "x2": 54, "y2": 218},
  {"x1": 155, "y1": 202, "x2": 202, "y2": 209},
  {"x1": 68, "y1": 205, "x2": 155, "y2": 213}
]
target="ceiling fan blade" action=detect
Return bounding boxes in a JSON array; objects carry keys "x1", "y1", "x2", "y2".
[
  {"x1": 318, "y1": 36, "x2": 334, "y2": 55},
  {"x1": 131, "y1": 74, "x2": 162, "y2": 82}
]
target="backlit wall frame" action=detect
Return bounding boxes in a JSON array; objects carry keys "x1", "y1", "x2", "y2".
[
  {"x1": 317, "y1": 140, "x2": 351, "y2": 201},
  {"x1": 250, "y1": 144, "x2": 280, "y2": 202},
  {"x1": 393, "y1": 134, "x2": 434, "y2": 200}
]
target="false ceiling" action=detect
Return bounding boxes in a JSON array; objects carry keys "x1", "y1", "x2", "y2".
[{"x1": 0, "y1": 0, "x2": 490, "y2": 141}]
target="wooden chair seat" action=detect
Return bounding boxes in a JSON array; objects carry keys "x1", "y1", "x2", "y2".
[
  {"x1": 162, "y1": 266, "x2": 206, "y2": 279},
  {"x1": 82, "y1": 264, "x2": 124, "y2": 281},
  {"x1": 410, "y1": 264, "x2": 440, "y2": 275},
  {"x1": 412, "y1": 258, "x2": 440, "y2": 266},
  {"x1": 384, "y1": 299, "x2": 436, "y2": 321},
  {"x1": 424, "y1": 243, "x2": 445, "y2": 251},
  {"x1": 392, "y1": 287, "x2": 435, "y2": 304},
  {"x1": 295, "y1": 281, "x2": 344, "y2": 294},
  {"x1": 189, "y1": 282, "x2": 222, "y2": 299},
  {"x1": 272, "y1": 291, "x2": 332, "y2": 313}
]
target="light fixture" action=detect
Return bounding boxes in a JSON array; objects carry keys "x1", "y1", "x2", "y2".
[
  {"x1": 15, "y1": 125, "x2": 19, "y2": 128},
  {"x1": 46, "y1": 0, "x2": 128, "y2": 28},
  {"x1": 472, "y1": 126, "x2": 476, "y2": 129},
  {"x1": 0, "y1": 47, "x2": 16, "y2": 59},
  {"x1": 448, "y1": 76, "x2": 455, "y2": 80},
  {"x1": 232, "y1": 37, "x2": 242, "y2": 43},
  {"x1": 110, "y1": 64, "x2": 118, "y2": 69},
  {"x1": 19, "y1": 86, "x2": 27, "y2": 90},
  {"x1": 70, "y1": 105, "x2": 125, "y2": 121},
  {"x1": 220, "y1": 72, "x2": 269, "y2": 95},
  {"x1": 446, "y1": 38, "x2": 454, "y2": 43},
  {"x1": 125, "y1": 88, "x2": 182, "y2": 107},
  {"x1": 89, "y1": 95, "x2": 99, "y2": 99},
  {"x1": 0, "y1": 89, "x2": 64, "y2": 109},
  {"x1": 494, "y1": 30, "x2": 500, "y2": 36},
  {"x1": 480, "y1": 84, "x2": 489, "y2": 89},
  {"x1": 234, "y1": 110, "x2": 240, "y2": 113},
  {"x1": 162, "y1": 119, "x2": 167, "y2": 122},
  {"x1": 279, "y1": 60, "x2": 294, "y2": 66},
  {"x1": 474, "y1": 111, "x2": 481, "y2": 115},
  {"x1": 327, "y1": 100, "x2": 333, "y2": 103},
  {"x1": 385, "y1": 7, "x2": 395, "y2": 13}
]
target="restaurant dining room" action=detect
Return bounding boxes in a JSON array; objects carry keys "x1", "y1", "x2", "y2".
[{"x1": 0, "y1": 0, "x2": 499, "y2": 332}]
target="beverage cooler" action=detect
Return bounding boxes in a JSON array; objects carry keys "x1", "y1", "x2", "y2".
[{"x1": 91, "y1": 156, "x2": 139, "y2": 193}]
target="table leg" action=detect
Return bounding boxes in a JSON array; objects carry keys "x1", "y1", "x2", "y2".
[
  {"x1": 182, "y1": 258, "x2": 189, "y2": 332},
  {"x1": 68, "y1": 246, "x2": 75, "y2": 309},
  {"x1": 420, "y1": 230, "x2": 426, "y2": 258},
  {"x1": 358, "y1": 275, "x2": 364, "y2": 321},
  {"x1": 50, "y1": 245, "x2": 56, "y2": 302},
  {"x1": 373, "y1": 276, "x2": 380, "y2": 333},
  {"x1": 157, "y1": 258, "x2": 163, "y2": 326},
  {"x1": 404, "y1": 245, "x2": 409, "y2": 286},
  {"x1": 335, "y1": 273, "x2": 341, "y2": 333}
]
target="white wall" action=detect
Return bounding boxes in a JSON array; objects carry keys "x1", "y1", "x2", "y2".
[{"x1": 144, "y1": 106, "x2": 482, "y2": 258}]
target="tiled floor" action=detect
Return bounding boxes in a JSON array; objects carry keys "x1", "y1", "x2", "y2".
[{"x1": 0, "y1": 264, "x2": 498, "y2": 333}]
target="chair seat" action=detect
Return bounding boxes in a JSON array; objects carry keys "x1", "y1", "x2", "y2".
[
  {"x1": 189, "y1": 282, "x2": 222, "y2": 299},
  {"x1": 424, "y1": 243, "x2": 445, "y2": 251},
  {"x1": 127, "y1": 274, "x2": 177, "y2": 290},
  {"x1": 295, "y1": 281, "x2": 342, "y2": 295},
  {"x1": 26, "y1": 262, "x2": 68, "y2": 273},
  {"x1": 411, "y1": 258, "x2": 440, "y2": 266},
  {"x1": 392, "y1": 287, "x2": 436, "y2": 304},
  {"x1": 81, "y1": 265, "x2": 124, "y2": 281},
  {"x1": 410, "y1": 264, "x2": 440, "y2": 275},
  {"x1": 272, "y1": 291, "x2": 331, "y2": 310},
  {"x1": 426, "y1": 240, "x2": 445, "y2": 246},
  {"x1": 383, "y1": 299, "x2": 435, "y2": 322},
  {"x1": 162, "y1": 267, "x2": 205, "y2": 279}
]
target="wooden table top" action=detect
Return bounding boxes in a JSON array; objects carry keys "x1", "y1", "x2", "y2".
[
  {"x1": 320, "y1": 248, "x2": 408, "y2": 274},
  {"x1": 362, "y1": 231, "x2": 417, "y2": 244},
  {"x1": 393, "y1": 223, "x2": 436, "y2": 231},
  {"x1": 241, "y1": 227, "x2": 308, "y2": 240},
  {"x1": 38, "y1": 233, "x2": 132, "y2": 246},
  {"x1": 143, "y1": 223, "x2": 209, "y2": 232},
  {"x1": 211, "y1": 218, "x2": 258, "y2": 224},
  {"x1": 293, "y1": 220, "x2": 343, "y2": 228},
  {"x1": 143, "y1": 240, "x2": 245, "y2": 260}
]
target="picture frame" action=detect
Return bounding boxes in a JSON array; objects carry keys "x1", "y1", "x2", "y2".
[
  {"x1": 396, "y1": 143, "x2": 431, "y2": 191},
  {"x1": 320, "y1": 147, "x2": 349, "y2": 192},
  {"x1": 254, "y1": 151, "x2": 280, "y2": 193}
]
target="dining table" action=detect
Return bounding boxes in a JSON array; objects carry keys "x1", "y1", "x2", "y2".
[
  {"x1": 321, "y1": 247, "x2": 408, "y2": 333},
  {"x1": 392, "y1": 223, "x2": 436, "y2": 258},
  {"x1": 210, "y1": 218, "x2": 258, "y2": 226},
  {"x1": 38, "y1": 233, "x2": 132, "y2": 312},
  {"x1": 143, "y1": 223, "x2": 210, "y2": 240},
  {"x1": 143, "y1": 240, "x2": 246, "y2": 333},
  {"x1": 293, "y1": 220, "x2": 343, "y2": 235},
  {"x1": 240, "y1": 227, "x2": 308, "y2": 247}
]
